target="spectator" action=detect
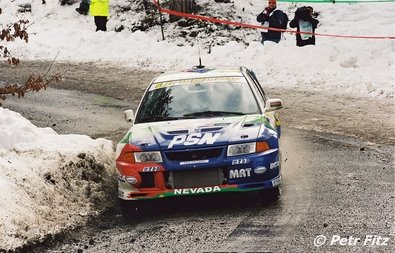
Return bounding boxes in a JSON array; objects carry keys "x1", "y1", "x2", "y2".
[
  {"x1": 256, "y1": 0, "x2": 288, "y2": 44},
  {"x1": 90, "y1": 0, "x2": 110, "y2": 32},
  {"x1": 76, "y1": 0, "x2": 90, "y2": 15},
  {"x1": 290, "y1": 6, "x2": 319, "y2": 47}
]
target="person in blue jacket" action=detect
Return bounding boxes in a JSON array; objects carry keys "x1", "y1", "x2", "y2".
[
  {"x1": 256, "y1": 0, "x2": 288, "y2": 44},
  {"x1": 290, "y1": 6, "x2": 319, "y2": 47}
]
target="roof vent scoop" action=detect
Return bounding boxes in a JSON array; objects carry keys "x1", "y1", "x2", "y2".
[{"x1": 242, "y1": 123, "x2": 255, "y2": 128}]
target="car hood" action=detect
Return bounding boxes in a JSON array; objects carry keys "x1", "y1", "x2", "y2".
[{"x1": 124, "y1": 115, "x2": 277, "y2": 151}]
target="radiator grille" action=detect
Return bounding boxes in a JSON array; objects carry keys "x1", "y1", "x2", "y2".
[
  {"x1": 168, "y1": 168, "x2": 224, "y2": 189},
  {"x1": 165, "y1": 148, "x2": 223, "y2": 161}
]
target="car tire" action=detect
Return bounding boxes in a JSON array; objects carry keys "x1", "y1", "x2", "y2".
[
  {"x1": 256, "y1": 186, "x2": 281, "y2": 206},
  {"x1": 119, "y1": 199, "x2": 141, "y2": 223},
  {"x1": 266, "y1": 186, "x2": 281, "y2": 201}
]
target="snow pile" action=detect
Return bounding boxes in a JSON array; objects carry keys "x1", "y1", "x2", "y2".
[
  {"x1": 0, "y1": 0, "x2": 394, "y2": 98},
  {"x1": 0, "y1": 108, "x2": 116, "y2": 251}
]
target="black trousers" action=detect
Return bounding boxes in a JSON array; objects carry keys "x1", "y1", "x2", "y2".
[{"x1": 94, "y1": 16, "x2": 108, "y2": 32}]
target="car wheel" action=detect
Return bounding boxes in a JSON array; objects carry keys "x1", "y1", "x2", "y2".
[
  {"x1": 119, "y1": 199, "x2": 141, "y2": 223},
  {"x1": 256, "y1": 186, "x2": 281, "y2": 206},
  {"x1": 266, "y1": 186, "x2": 282, "y2": 201}
]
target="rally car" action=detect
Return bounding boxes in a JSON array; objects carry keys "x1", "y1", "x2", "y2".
[{"x1": 116, "y1": 66, "x2": 283, "y2": 212}]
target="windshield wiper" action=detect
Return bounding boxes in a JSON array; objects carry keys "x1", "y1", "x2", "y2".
[
  {"x1": 183, "y1": 111, "x2": 245, "y2": 117},
  {"x1": 139, "y1": 115, "x2": 180, "y2": 123}
]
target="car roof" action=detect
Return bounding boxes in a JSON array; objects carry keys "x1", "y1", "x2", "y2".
[{"x1": 153, "y1": 66, "x2": 245, "y2": 83}]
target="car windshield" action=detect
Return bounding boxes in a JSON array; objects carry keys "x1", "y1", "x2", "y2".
[{"x1": 135, "y1": 77, "x2": 260, "y2": 123}]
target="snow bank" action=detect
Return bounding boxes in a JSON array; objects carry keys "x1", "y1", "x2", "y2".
[{"x1": 0, "y1": 108, "x2": 116, "y2": 251}]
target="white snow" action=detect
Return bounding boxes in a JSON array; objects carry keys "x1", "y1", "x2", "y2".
[
  {"x1": 1, "y1": 0, "x2": 394, "y2": 98},
  {"x1": 0, "y1": 0, "x2": 394, "y2": 251},
  {"x1": 0, "y1": 107, "x2": 115, "y2": 251}
]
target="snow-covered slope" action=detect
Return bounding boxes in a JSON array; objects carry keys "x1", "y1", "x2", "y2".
[{"x1": 1, "y1": 0, "x2": 394, "y2": 98}]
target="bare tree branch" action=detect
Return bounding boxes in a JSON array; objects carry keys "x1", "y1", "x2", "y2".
[
  {"x1": 43, "y1": 51, "x2": 60, "y2": 77},
  {"x1": 0, "y1": 9, "x2": 62, "y2": 106}
]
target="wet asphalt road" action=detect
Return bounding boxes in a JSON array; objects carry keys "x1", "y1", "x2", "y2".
[
  {"x1": 34, "y1": 128, "x2": 393, "y2": 253},
  {"x1": 1, "y1": 64, "x2": 394, "y2": 252}
]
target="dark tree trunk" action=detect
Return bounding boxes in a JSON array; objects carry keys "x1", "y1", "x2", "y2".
[{"x1": 169, "y1": 0, "x2": 197, "y2": 22}]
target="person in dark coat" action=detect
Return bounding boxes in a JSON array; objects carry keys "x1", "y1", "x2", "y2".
[
  {"x1": 256, "y1": 0, "x2": 288, "y2": 44},
  {"x1": 290, "y1": 6, "x2": 319, "y2": 47},
  {"x1": 60, "y1": 0, "x2": 79, "y2": 5},
  {"x1": 76, "y1": 0, "x2": 90, "y2": 15}
]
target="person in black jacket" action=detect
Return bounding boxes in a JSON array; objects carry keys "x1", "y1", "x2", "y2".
[
  {"x1": 76, "y1": 0, "x2": 90, "y2": 15},
  {"x1": 290, "y1": 6, "x2": 319, "y2": 47},
  {"x1": 60, "y1": 0, "x2": 78, "y2": 5},
  {"x1": 256, "y1": 0, "x2": 288, "y2": 44}
]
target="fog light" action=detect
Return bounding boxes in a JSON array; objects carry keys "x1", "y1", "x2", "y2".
[
  {"x1": 254, "y1": 166, "x2": 267, "y2": 174},
  {"x1": 125, "y1": 176, "x2": 138, "y2": 185}
]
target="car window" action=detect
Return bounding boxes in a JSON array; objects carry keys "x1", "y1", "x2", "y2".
[
  {"x1": 246, "y1": 70, "x2": 267, "y2": 104},
  {"x1": 135, "y1": 78, "x2": 260, "y2": 123}
]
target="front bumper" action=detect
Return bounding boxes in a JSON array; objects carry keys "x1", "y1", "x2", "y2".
[
  {"x1": 118, "y1": 175, "x2": 281, "y2": 201},
  {"x1": 117, "y1": 148, "x2": 281, "y2": 201}
]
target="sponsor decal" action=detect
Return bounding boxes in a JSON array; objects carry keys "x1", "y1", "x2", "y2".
[
  {"x1": 270, "y1": 161, "x2": 280, "y2": 169},
  {"x1": 118, "y1": 190, "x2": 124, "y2": 198},
  {"x1": 272, "y1": 176, "x2": 281, "y2": 187},
  {"x1": 184, "y1": 68, "x2": 214, "y2": 73},
  {"x1": 232, "y1": 158, "x2": 250, "y2": 165},
  {"x1": 174, "y1": 186, "x2": 221, "y2": 195},
  {"x1": 254, "y1": 166, "x2": 267, "y2": 174},
  {"x1": 274, "y1": 113, "x2": 281, "y2": 127},
  {"x1": 119, "y1": 131, "x2": 132, "y2": 144},
  {"x1": 152, "y1": 77, "x2": 243, "y2": 90},
  {"x1": 229, "y1": 168, "x2": 252, "y2": 179},
  {"x1": 142, "y1": 166, "x2": 160, "y2": 172},
  {"x1": 248, "y1": 116, "x2": 272, "y2": 128},
  {"x1": 180, "y1": 160, "x2": 209, "y2": 165},
  {"x1": 168, "y1": 133, "x2": 221, "y2": 148}
]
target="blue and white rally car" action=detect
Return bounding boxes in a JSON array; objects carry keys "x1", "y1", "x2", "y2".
[{"x1": 116, "y1": 66, "x2": 283, "y2": 206}]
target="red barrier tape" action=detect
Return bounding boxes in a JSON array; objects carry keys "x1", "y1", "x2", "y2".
[{"x1": 153, "y1": 0, "x2": 395, "y2": 40}]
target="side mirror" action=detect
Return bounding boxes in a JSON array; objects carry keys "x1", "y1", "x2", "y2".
[
  {"x1": 265, "y1": 98, "x2": 283, "y2": 112},
  {"x1": 124, "y1": 109, "x2": 134, "y2": 122}
]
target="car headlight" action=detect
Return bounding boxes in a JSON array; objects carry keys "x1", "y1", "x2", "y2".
[
  {"x1": 227, "y1": 142, "x2": 256, "y2": 156},
  {"x1": 134, "y1": 151, "x2": 162, "y2": 163},
  {"x1": 227, "y1": 141, "x2": 270, "y2": 157}
]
